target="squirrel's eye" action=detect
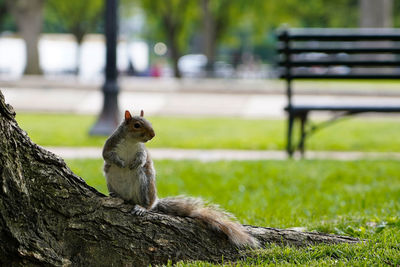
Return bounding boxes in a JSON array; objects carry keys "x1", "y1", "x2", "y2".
[{"x1": 134, "y1": 123, "x2": 141, "y2": 129}]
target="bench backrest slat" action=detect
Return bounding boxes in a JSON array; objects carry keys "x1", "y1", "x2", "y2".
[
  {"x1": 277, "y1": 28, "x2": 400, "y2": 108},
  {"x1": 277, "y1": 28, "x2": 400, "y2": 41},
  {"x1": 277, "y1": 47, "x2": 400, "y2": 54}
]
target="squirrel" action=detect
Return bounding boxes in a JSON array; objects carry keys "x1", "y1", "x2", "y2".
[{"x1": 103, "y1": 110, "x2": 259, "y2": 248}]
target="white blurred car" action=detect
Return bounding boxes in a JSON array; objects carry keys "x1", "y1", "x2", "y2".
[
  {"x1": 178, "y1": 54, "x2": 207, "y2": 77},
  {"x1": 178, "y1": 54, "x2": 235, "y2": 78}
]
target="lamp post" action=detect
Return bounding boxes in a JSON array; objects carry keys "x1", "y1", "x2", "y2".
[{"x1": 90, "y1": 0, "x2": 120, "y2": 136}]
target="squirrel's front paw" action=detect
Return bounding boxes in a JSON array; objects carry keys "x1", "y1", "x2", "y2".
[
  {"x1": 129, "y1": 160, "x2": 143, "y2": 170},
  {"x1": 115, "y1": 159, "x2": 126, "y2": 168},
  {"x1": 128, "y1": 162, "x2": 137, "y2": 170},
  {"x1": 131, "y1": 205, "x2": 147, "y2": 216}
]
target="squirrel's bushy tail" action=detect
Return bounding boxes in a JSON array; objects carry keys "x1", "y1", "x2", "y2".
[{"x1": 152, "y1": 196, "x2": 259, "y2": 248}]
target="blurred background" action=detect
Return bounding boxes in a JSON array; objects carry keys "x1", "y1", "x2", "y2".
[{"x1": 0, "y1": 0, "x2": 398, "y2": 80}]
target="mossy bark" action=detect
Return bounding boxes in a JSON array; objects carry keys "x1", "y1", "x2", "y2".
[{"x1": 0, "y1": 90, "x2": 359, "y2": 266}]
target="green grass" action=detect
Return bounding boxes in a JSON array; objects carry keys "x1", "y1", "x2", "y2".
[
  {"x1": 16, "y1": 113, "x2": 400, "y2": 152},
  {"x1": 66, "y1": 159, "x2": 400, "y2": 266}
]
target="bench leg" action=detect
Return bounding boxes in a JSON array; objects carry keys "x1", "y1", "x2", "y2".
[
  {"x1": 286, "y1": 112, "x2": 295, "y2": 158},
  {"x1": 298, "y1": 112, "x2": 308, "y2": 158}
]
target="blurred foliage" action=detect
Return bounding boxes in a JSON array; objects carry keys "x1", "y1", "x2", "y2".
[
  {"x1": 131, "y1": 0, "x2": 199, "y2": 77},
  {"x1": 126, "y1": 0, "x2": 362, "y2": 65},
  {"x1": 45, "y1": 0, "x2": 104, "y2": 42},
  {"x1": 253, "y1": 0, "x2": 359, "y2": 29},
  {"x1": 203, "y1": 0, "x2": 248, "y2": 41},
  {"x1": 137, "y1": 0, "x2": 199, "y2": 55},
  {"x1": 394, "y1": 0, "x2": 400, "y2": 27},
  {"x1": 1, "y1": 1, "x2": 398, "y2": 38},
  {"x1": 0, "y1": 0, "x2": 15, "y2": 32},
  {"x1": 1, "y1": 0, "x2": 399, "y2": 66},
  {"x1": 133, "y1": 0, "x2": 257, "y2": 54}
]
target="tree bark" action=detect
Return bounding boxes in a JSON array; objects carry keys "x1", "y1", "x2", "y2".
[
  {"x1": 71, "y1": 27, "x2": 85, "y2": 76},
  {"x1": 163, "y1": 15, "x2": 182, "y2": 79},
  {"x1": 359, "y1": 0, "x2": 393, "y2": 28},
  {"x1": 200, "y1": 0, "x2": 216, "y2": 76},
  {"x1": 358, "y1": 0, "x2": 394, "y2": 74},
  {"x1": 6, "y1": 0, "x2": 44, "y2": 75},
  {"x1": 168, "y1": 40, "x2": 182, "y2": 79},
  {"x1": 0, "y1": 90, "x2": 359, "y2": 266}
]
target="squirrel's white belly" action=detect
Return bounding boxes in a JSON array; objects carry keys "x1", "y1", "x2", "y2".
[
  {"x1": 106, "y1": 166, "x2": 141, "y2": 203},
  {"x1": 116, "y1": 139, "x2": 141, "y2": 163},
  {"x1": 105, "y1": 141, "x2": 144, "y2": 203}
]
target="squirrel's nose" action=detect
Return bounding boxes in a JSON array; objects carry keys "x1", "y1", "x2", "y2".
[{"x1": 150, "y1": 130, "x2": 155, "y2": 138}]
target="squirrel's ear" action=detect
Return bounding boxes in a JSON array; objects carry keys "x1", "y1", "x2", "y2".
[
  {"x1": 140, "y1": 110, "x2": 144, "y2": 117},
  {"x1": 125, "y1": 110, "x2": 132, "y2": 121}
]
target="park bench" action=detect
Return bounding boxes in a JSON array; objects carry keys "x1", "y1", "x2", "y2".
[{"x1": 277, "y1": 28, "x2": 400, "y2": 157}]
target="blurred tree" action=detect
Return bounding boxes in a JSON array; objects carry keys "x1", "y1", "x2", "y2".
[
  {"x1": 46, "y1": 0, "x2": 104, "y2": 74},
  {"x1": 244, "y1": 0, "x2": 358, "y2": 63},
  {"x1": 250, "y1": 0, "x2": 358, "y2": 29},
  {"x1": 130, "y1": 0, "x2": 362, "y2": 74},
  {"x1": 6, "y1": 0, "x2": 44, "y2": 75},
  {"x1": 199, "y1": 0, "x2": 359, "y2": 72},
  {"x1": 359, "y1": 0, "x2": 393, "y2": 74},
  {"x1": 0, "y1": 0, "x2": 7, "y2": 28},
  {"x1": 359, "y1": 0, "x2": 393, "y2": 27},
  {"x1": 394, "y1": 1, "x2": 400, "y2": 27},
  {"x1": 199, "y1": 0, "x2": 248, "y2": 76},
  {"x1": 137, "y1": 0, "x2": 199, "y2": 78}
]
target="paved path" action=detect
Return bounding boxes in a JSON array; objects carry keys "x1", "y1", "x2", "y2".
[{"x1": 46, "y1": 147, "x2": 400, "y2": 161}]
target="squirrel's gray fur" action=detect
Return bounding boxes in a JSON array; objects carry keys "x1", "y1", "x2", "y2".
[{"x1": 103, "y1": 110, "x2": 259, "y2": 248}]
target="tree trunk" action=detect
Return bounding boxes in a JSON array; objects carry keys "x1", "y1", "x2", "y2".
[
  {"x1": 0, "y1": 90, "x2": 359, "y2": 266},
  {"x1": 200, "y1": 0, "x2": 216, "y2": 77},
  {"x1": 6, "y1": 0, "x2": 44, "y2": 75},
  {"x1": 168, "y1": 42, "x2": 182, "y2": 79},
  {"x1": 0, "y1": 3, "x2": 8, "y2": 26},
  {"x1": 73, "y1": 28, "x2": 86, "y2": 76},
  {"x1": 358, "y1": 0, "x2": 393, "y2": 74},
  {"x1": 359, "y1": 0, "x2": 393, "y2": 28},
  {"x1": 75, "y1": 38, "x2": 84, "y2": 76},
  {"x1": 163, "y1": 15, "x2": 182, "y2": 79},
  {"x1": 75, "y1": 44, "x2": 81, "y2": 75}
]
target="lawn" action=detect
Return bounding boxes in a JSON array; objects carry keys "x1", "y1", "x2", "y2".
[
  {"x1": 17, "y1": 113, "x2": 400, "y2": 152},
  {"x1": 67, "y1": 158, "x2": 400, "y2": 266}
]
